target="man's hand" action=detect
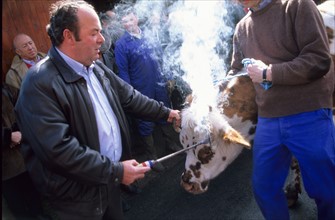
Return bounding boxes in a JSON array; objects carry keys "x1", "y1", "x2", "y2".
[
  {"x1": 167, "y1": 109, "x2": 181, "y2": 130},
  {"x1": 121, "y1": 160, "x2": 151, "y2": 185},
  {"x1": 246, "y1": 59, "x2": 272, "y2": 83},
  {"x1": 10, "y1": 131, "x2": 22, "y2": 148}
]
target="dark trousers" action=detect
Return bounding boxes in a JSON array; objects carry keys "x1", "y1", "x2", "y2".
[
  {"x1": 44, "y1": 183, "x2": 123, "y2": 220},
  {"x1": 2, "y1": 171, "x2": 43, "y2": 220},
  {"x1": 103, "y1": 184, "x2": 123, "y2": 220}
]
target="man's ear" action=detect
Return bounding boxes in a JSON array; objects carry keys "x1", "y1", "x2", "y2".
[
  {"x1": 15, "y1": 48, "x2": 21, "y2": 56},
  {"x1": 63, "y1": 29, "x2": 75, "y2": 45}
]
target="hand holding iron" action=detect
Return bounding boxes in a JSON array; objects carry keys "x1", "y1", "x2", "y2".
[
  {"x1": 122, "y1": 159, "x2": 151, "y2": 185},
  {"x1": 242, "y1": 58, "x2": 273, "y2": 90}
]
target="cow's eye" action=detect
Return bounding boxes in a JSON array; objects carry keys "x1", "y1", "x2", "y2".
[{"x1": 197, "y1": 146, "x2": 214, "y2": 164}]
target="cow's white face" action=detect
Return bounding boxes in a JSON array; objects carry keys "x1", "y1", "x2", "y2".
[{"x1": 180, "y1": 76, "x2": 257, "y2": 194}]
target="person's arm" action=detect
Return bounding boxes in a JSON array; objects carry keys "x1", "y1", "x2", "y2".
[
  {"x1": 15, "y1": 65, "x2": 124, "y2": 186},
  {"x1": 121, "y1": 160, "x2": 150, "y2": 185},
  {"x1": 5, "y1": 68, "x2": 21, "y2": 90},
  {"x1": 227, "y1": 27, "x2": 245, "y2": 76},
  {"x1": 96, "y1": 59, "x2": 180, "y2": 125},
  {"x1": 115, "y1": 39, "x2": 131, "y2": 84},
  {"x1": 271, "y1": 0, "x2": 332, "y2": 85}
]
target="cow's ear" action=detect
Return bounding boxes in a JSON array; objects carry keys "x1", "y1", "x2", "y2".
[{"x1": 223, "y1": 128, "x2": 251, "y2": 149}]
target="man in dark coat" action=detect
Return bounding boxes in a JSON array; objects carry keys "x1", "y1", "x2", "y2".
[{"x1": 15, "y1": 1, "x2": 180, "y2": 219}]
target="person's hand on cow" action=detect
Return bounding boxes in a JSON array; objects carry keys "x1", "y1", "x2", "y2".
[
  {"x1": 168, "y1": 109, "x2": 181, "y2": 131},
  {"x1": 246, "y1": 59, "x2": 272, "y2": 83},
  {"x1": 121, "y1": 159, "x2": 151, "y2": 185}
]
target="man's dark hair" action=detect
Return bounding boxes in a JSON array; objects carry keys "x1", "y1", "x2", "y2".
[
  {"x1": 46, "y1": 0, "x2": 94, "y2": 46},
  {"x1": 113, "y1": 4, "x2": 135, "y2": 21},
  {"x1": 99, "y1": 12, "x2": 112, "y2": 25}
]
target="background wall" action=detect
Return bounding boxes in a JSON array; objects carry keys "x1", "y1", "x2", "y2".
[
  {"x1": 2, "y1": 0, "x2": 119, "y2": 82},
  {"x1": 2, "y1": 0, "x2": 55, "y2": 81}
]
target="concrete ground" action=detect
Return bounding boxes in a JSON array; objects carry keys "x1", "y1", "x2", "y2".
[
  {"x1": 2, "y1": 196, "x2": 15, "y2": 220},
  {"x1": 2, "y1": 127, "x2": 317, "y2": 220},
  {"x1": 123, "y1": 148, "x2": 317, "y2": 220}
]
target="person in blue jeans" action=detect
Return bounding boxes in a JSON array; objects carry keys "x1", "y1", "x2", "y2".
[{"x1": 229, "y1": 0, "x2": 335, "y2": 219}]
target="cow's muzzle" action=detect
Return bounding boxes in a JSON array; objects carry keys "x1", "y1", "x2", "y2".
[{"x1": 180, "y1": 171, "x2": 209, "y2": 194}]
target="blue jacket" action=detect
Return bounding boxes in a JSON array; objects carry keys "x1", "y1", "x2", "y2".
[{"x1": 115, "y1": 32, "x2": 171, "y2": 135}]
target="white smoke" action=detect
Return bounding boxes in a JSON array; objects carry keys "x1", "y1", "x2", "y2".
[
  {"x1": 168, "y1": 1, "x2": 231, "y2": 106},
  {"x1": 115, "y1": 0, "x2": 243, "y2": 127},
  {"x1": 163, "y1": 1, "x2": 238, "y2": 129}
]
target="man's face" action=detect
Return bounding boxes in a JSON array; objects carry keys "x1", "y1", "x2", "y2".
[
  {"x1": 236, "y1": 0, "x2": 262, "y2": 8},
  {"x1": 73, "y1": 6, "x2": 104, "y2": 66},
  {"x1": 15, "y1": 35, "x2": 38, "y2": 60},
  {"x1": 121, "y1": 12, "x2": 139, "y2": 34}
]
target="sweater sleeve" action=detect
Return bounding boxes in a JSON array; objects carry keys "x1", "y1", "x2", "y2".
[{"x1": 271, "y1": 0, "x2": 332, "y2": 86}]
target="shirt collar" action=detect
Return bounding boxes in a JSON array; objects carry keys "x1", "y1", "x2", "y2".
[
  {"x1": 22, "y1": 55, "x2": 42, "y2": 66},
  {"x1": 128, "y1": 27, "x2": 142, "y2": 39},
  {"x1": 55, "y1": 47, "x2": 94, "y2": 75},
  {"x1": 249, "y1": 0, "x2": 272, "y2": 12}
]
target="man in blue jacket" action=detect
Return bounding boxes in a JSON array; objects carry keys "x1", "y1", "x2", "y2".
[{"x1": 115, "y1": 6, "x2": 174, "y2": 160}]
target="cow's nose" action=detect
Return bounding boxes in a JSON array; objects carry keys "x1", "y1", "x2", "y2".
[
  {"x1": 181, "y1": 170, "x2": 192, "y2": 183},
  {"x1": 180, "y1": 180, "x2": 193, "y2": 192},
  {"x1": 180, "y1": 180, "x2": 205, "y2": 194}
]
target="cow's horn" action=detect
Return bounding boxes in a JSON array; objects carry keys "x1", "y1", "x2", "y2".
[{"x1": 223, "y1": 128, "x2": 251, "y2": 149}]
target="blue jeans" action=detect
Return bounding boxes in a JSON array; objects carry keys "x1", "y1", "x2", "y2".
[{"x1": 252, "y1": 109, "x2": 335, "y2": 220}]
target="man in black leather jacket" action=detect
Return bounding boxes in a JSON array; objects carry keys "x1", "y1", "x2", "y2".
[{"x1": 14, "y1": 1, "x2": 180, "y2": 219}]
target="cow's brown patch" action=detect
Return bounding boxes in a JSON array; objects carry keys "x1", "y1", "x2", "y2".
[
  {"x1": 192, "y1": 136, "x2": 196, "y2": 145},
  {"x1": 218, "y1": 76, "x2": 257, "y2": 124},
  {"x1": 181, "y1": 135, "x2": 185, "y2": 145},
  {"x1": 184, "y1": 94, "x2": 193, "y2": 105},
  {"x1": 197, "y1": 146, "x2": 214, "y2": 164},
  {"x1": 190, "y1": 162, "x2": 201, "y2": 178},
  {"x1": 182, "y1": 170, "x2": 192, "y2": 183}
]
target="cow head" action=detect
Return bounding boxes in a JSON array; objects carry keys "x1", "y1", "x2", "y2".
[{"x1": 179, "y1": 75, "x2": 257, "y2": 194}]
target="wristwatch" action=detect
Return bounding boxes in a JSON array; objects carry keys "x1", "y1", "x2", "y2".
[
  {"x1": 261, "y1": 68, "x2": 273, "y2": 90},
  {"x1": 262, "y1": 68, "x2": 268, "y2": 82}
]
